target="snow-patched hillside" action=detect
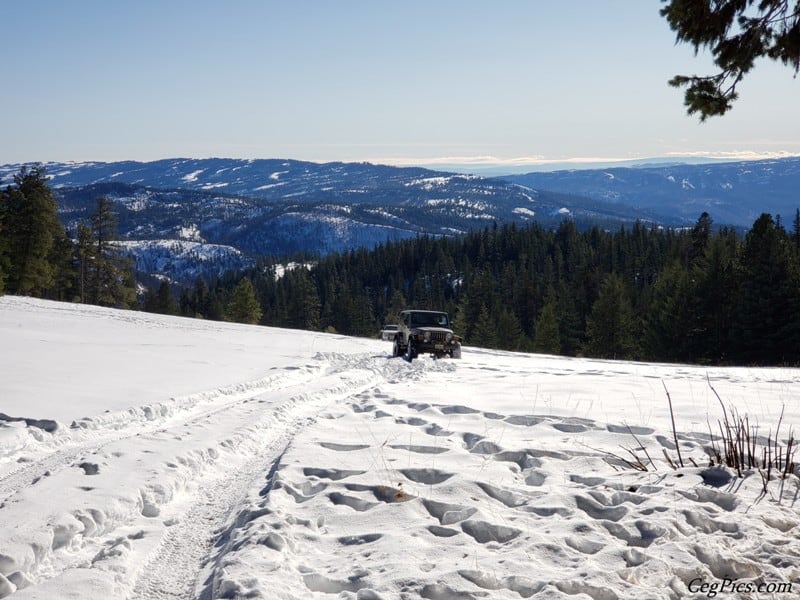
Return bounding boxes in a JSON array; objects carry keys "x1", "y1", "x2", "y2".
[
  {"x1": 1, "y1": 297, "x2": 799, "y2": 599},
  {"x1": 503, "y1": 157, "x2": 800, "y2": 228},
  {"x1": 1, "y1": 158, "x2": 675, "y2": 282}
]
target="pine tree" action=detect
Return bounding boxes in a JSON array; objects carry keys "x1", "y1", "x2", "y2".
[
  {"x1": 451, "y1": 294, "x2": 469, "y2": 342},
  {"x1": 186, "y1": 276, "x2": 212, "y2": 318},
  {"x1": 83, "y1": 196, "x2": 136, "y2": 307},
  {"x1": 555, "y1": 281, "x2": 583, "y2": 356},
  {"x1": 331, "y1": 285, "x2": 356, "y2": 334},
  {"x1": 690, "y1": 231, "x2": 739, "y2": 362},
  {"x1": 144, "y1": 280, "x2": 178, "y2": 315},
  {"x1": 0, "y1": 165, "x2": 66, "y2": 297},
  {"x1": 196, "y1": 276, "x2": 225, "y2": 321},
  {"x1": 49, "y1": 227, "x2": 77, "y2": 302},
  {"x1": 348, "y1": 290, "x2": 376, "y2": 336},
  {"x1": 496, "y1": 307, "x2": 525, "y2": 351},
  {"x1": 661, "y1": 0, "x2": 800, "y2": 119},
  {"x1": 645, "y1": 262, "x2": 698, "y2": 362},
  {"x1": 472, "y1": 304, "x2": 498, "y2": 349},
  {"x1": 0, "y1": 201, "x2": 7, "y2": 295},
  {"x1": 584, "y1": 273, "x2": 637, "y2": 360},
  {"x1": 226, "y1": 278, "x2": 263, "y2": 324},
  {"x1": 142, "y1": 287, "x2": 159, "y2": 313},
  {"x1": 733, "y1": 213, "x2": 800, "y2": 364},
  {"x1": 156, "y1": 280, "x2": 178, "y2": 315},
  {"x1": 75, "y1": 223, "x2": 92, "y2": 303},
  {"x1": 793, "y1": 208, "x2": 800, "y2": 252},
  {"x1": 533, "y1": 299, "x2": 561, "y2": 355},
  {"x1": 688, "y1": 212, "x2": 713, "y2": 267},
  {"x1": 385, "y1": 289, "x2": 407, "y2": 326},
  {"x1": 286, "y1": 269, "x2": 320, "y2": 330}
]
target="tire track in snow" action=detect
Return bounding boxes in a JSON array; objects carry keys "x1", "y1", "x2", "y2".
[
  {"x1": 0, "y1": 364, "x2": 325, "y2": 508},
  {"x1": 129, "y1": 435, "x2": 294, "y2": 600},
  {"x1": 129, "y1": 353, "x2": 442, "y2": 600},
  {"x1": 0, "y1": 352, "x2": 443, "y2": 598},
  {"x1": 0, "y1": 364, "x2": 334, "y2": 600}
]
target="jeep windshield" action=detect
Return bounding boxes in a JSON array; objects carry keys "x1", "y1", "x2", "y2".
[{"x1": 409, "y1": 312, "x2": 450, "y2": 327}]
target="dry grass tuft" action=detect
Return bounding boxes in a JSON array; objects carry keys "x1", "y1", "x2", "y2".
[{"x1": 662, "y1": 377, "x2": 797, "y2": 496}]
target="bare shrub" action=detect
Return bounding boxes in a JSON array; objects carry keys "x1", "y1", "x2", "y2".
[{"x1": 663, "y1": 377, "x2": 796, "y2": 495}]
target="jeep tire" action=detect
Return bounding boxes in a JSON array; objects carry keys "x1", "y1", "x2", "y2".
[{"x1": 404, "y1": 339, "x2": 415, "y2": 362}]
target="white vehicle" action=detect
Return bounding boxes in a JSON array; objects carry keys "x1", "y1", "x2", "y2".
[
  {"x1": 392, "y1": 310, "x2": 462, "y2": 361},
  {"x1": 380, "y1": 324, "x2": 399, "y2": 341}
]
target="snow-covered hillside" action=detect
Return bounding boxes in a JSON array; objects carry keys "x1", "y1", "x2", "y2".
[
  {"x1": 504, "y1": 157, "x2": 800, "y2": 227},
  {"x1": 117, "y1": 240, "x2": 253, "y2": 282},
  {"x1": 1, "y1": 158, "x2": 677, "y2": 283},
  {"x1": 1, "y1": 297, "x2": 799, "y2": 599}
]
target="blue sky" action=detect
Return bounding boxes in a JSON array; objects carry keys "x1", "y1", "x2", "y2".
[{"x1": 2, "y1": 0, "x2": 798, "y2": 169}]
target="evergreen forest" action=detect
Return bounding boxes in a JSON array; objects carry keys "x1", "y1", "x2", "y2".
[
  {"x1": 226, "y1": 212, "x2": 800, "y2": 366},
  {"x1": 3, "y1": 165, "x2": 800, "y2": 366}
]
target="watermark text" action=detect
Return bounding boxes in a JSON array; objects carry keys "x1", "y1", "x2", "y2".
[{"x1": 688, "y1": 577, "x2": 793, "y2": 597}]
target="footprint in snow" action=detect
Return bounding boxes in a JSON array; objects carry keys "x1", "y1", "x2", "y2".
[
  {"x1": 477, "y1": 482, "x2": 529, "y2": 508},
  {"x1": 422, "y1": 498, "x2": 477, "y2": 525},
  {"x1": 319, "y1": 442, "x2": 369, "y2": 452},
  {"x1": 77, "y1": 462, "x2": 100, "y2": 475},
  {"x1": 388, "y1": 443, "x2": 449, "y2": 455},
  {"x1": 460, "y1": 519, "x2": 522, "y2": 544},
  {"x1": 504, "y1": 415, "x2": 544, "y2": 427},
  {"x1": 438, "y1": 404, "x2": 480, "y2": 415},
  {"x1": 302, "y1": 467, "x2": 365, "y2": 481},
  {"x1": 606, "y1": 423, "x2": 655, "y2": 435},
  {"x1": 399, "y1": 468, "x2": 454, "y2": 485}
]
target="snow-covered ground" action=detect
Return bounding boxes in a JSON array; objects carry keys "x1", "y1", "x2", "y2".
[{"x1": 1, "y1": 297, "x2": 799, "y2": 599}]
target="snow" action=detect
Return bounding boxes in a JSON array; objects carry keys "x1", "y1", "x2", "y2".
[
  {"x1": 509, "y1": 184, "x2": 538, "y2": 203},
  {"x1": 181, "y1": 170, "x2": 205, "y2": 183},
  {"x1": 253, "y1": 182, "x2": 285, "y2": 191},
  {"x1": 405, "y1": 176, "x2": 453, "y2": 190},
  {"x1": 1, "y1": 297, "x2": 800, "y2": 599},
  {"x1": 114, "y1": 193, "x2": 151, "y2": 212},
  {"x1": 176, "y1": 224, "x2": 203, "y2": 242},
  {"x1": 116, "y1": 240, "x2": 252, "y2": 280},
  {"x1": 273, "y1": 262, "x2": 314, "y2": 280},
  {"x1": 440, "y1": 227, "x2": 466, "y2": 235},
  {"x1": 512, "y1": 207, "x2": 536, "y2": 218},
  {"x1": 319, "y1": 204, "x2": 352, "y2": 214},
  {"x1": 425, "y1": 198, "x2": 490, "y2": 212}
]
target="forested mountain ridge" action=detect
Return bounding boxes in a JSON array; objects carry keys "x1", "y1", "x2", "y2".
[
  {"x1": 503, "y1": 157, "x2": 800, "y2": 227},
  {"x1": 0, "y1": 158, "x2": 675, "y2": 281},
  {"x1": 4, "y1": 157, "x2": 797, "y2": 229},
  {"x1": 3, "y1": 157, "x2": 799, "y2": 285}
]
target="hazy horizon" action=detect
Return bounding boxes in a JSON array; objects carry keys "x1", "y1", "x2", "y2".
[
  {"x1": 1, "y1": 1, "x2": 798, "y2": 167},
  {"x1": 3, "y1": 152, "x2": 799, "y2": 179}
]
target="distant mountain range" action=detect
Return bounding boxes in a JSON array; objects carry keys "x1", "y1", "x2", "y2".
[
  {"x1": 501, "y1": 157, "x2": 800, "y2": 227},
  {"x1": 2, "y1": 156, "x2": 798, "y2": 283}
]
